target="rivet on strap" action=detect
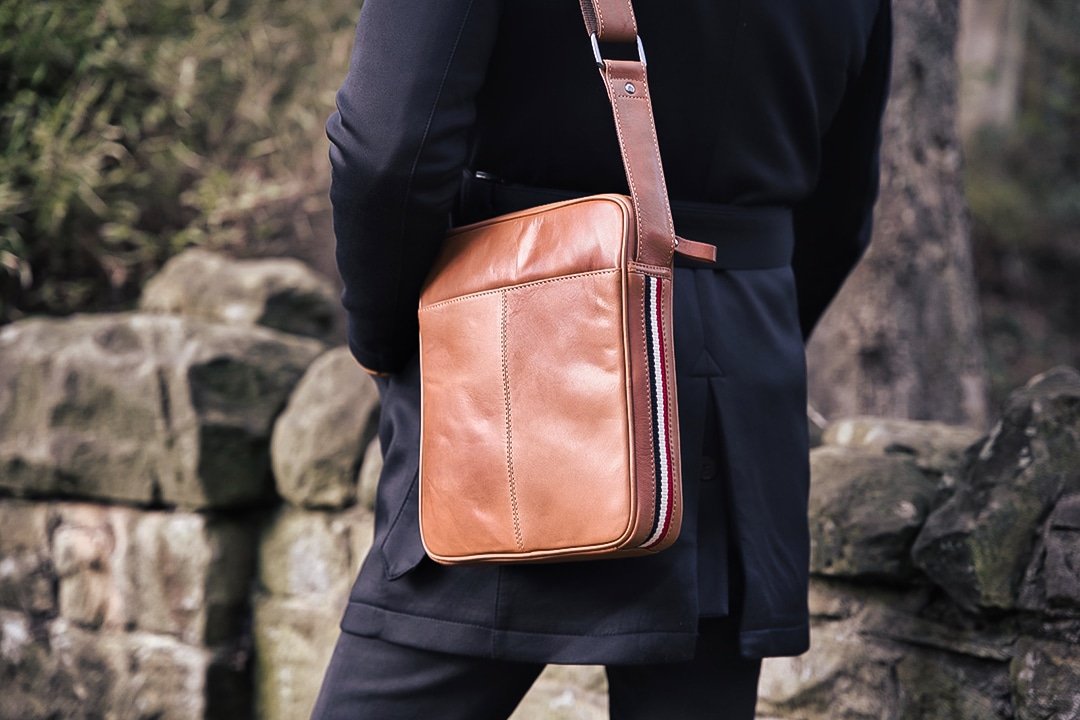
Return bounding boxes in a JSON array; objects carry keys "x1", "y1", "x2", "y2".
[{"x1": 581, "y1": 1, "x2": 677, "y2": 269}]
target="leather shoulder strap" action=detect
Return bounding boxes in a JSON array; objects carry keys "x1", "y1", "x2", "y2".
[
  {"x1": 579, "y1": 0, "x2": 637, "y2": 43},
  {"x1": 580, "y1": 0, "x2": 677, "y2": 268}
]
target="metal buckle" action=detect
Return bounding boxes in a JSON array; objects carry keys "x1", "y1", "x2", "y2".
[{"x1": 590, "y1": 33, "x2": 647, "y2": 69}]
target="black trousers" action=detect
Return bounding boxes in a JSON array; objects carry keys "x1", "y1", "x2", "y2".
[{"x1": 310, "y1": 616, "x2": 762, "y2": 720}]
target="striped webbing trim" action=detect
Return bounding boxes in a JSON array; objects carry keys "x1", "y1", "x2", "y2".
[{"x1": 639, "y1": 275, "x2": 675, "y2": 548}]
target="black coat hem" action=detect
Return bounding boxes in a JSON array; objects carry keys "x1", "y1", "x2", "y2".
[
  {"x1": 737, "y1": 621, "x2": 810, "y2": 658},
  {"x1": 340, "y1": 600, "x2": 810, "y2": 664},
  {"x1": 340, "y1": 601, "x2": 700, "y2": 665}
]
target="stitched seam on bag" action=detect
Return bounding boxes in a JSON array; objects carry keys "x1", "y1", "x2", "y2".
[
  {"x1": 447, "y1": 195, "x2": 630, "y2": 239},
  {"x1": 628, "y1": 262, "x2": 670, "y2": 278},
  {"x1": 594, "y1": 0, "x2": 606, "y2": 37},
  {"x1": 500, "y1": 291, "x2": 525, "y2": 552},
  {"x1": 421, "y1": 269, "x2": 619, "y2": 311}
]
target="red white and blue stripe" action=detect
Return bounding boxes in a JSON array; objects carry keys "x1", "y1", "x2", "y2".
[{"x1": 639, "y1": 275, "x2": 675, "y2": 548}]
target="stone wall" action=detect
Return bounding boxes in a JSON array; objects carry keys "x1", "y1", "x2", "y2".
[
  {"x1": 759, "y1": 368, "x2": 1080, "y2": 720},
  {"x1": 0, "y1": 251, "x2": 342, "y2": 720},
  {"x1": 254, "y1": 345, "x2": 380, "y2": 720},
  {"x1": 1, "y1": 249, "x2": 1078, "y2": 719}
]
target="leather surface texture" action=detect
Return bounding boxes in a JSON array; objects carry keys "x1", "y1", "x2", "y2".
[
  {"x1": 417, "y1": 194, "x2": 682, "y2": 563},
  {"x1": 579, "y1": 0, "x2": 638, "y2": 43}
]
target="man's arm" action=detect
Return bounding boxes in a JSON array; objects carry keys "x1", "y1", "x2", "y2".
[
  {"x1": 327, "y1": 0, "x2": 502, "y2": 376},
  {"x1": 790, "y1": 0, "x2": 893, "y2": 342}
]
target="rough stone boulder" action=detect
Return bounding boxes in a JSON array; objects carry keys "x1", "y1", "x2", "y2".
[
  {"x1": 912, "y1": 366, "x2": 1080, "y2": 612},
  {"x1": 271, "y1": 347, "x2": 380, "y2": 509},
  {"x1": 139, "y1": 248, "x2": 340, "y2": 342},
  {"x1": 809, "y1": 446, "x2": 940, "y2": 580},
  {"x1": 0, "y1": 496, "x2": 257, "y2": 720},
  {"x1": 823, "y1": 416, "x2": 983, "y2": 474},
  {"x1": 0, "y1": 498, "x2": 257, "y2": 646},
  {"x1": 759, "y1": 370, "x2": 1080, "y2": 720},
  {"x1": 1017, "y1": 490, "x2": 1080, "y2": 614},
  {"x1": 0, "y1": 501, "x2": 54, "y2": 616},
  {"x1": 0, "y1": 611, "x2": 249, "y2": 720},
  {"x1": 253, "y1": 505, "x2": 373, "y2": 720},
  {"x1": 1010, "y1": 637, "x2": 1080, "y2": 720},
  {"x1": 758, "y1": 581, "x2": 1018, "y2": 720},
  {"x1": 509, "y1": 666, "x2": 608, "y2": 720},
  {"x1": 357, "y1": 436, "x2": 383, "y2": 511},
  {"x1": 256, "y1": 505, "x2": 373, "y2": 600},
  {"x1": 0, "y1": 313, "x2": 323, "y2": 508},
  {"x1": 253, "y1": 596, "x2": 343, "y2": 720},
  {"x1": 1037, "y1": 494, "x2": 1080, "y2": 609},
  {"x1": 808, "y1": 416, "x2": 979, "y2": 581}
]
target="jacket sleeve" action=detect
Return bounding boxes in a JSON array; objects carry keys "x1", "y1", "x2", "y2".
[
  {"x1": 790, "y1": 0, "x2": 893, "y2": 342},
  {"x1": 327, "y1": 0, "x2": 502, "y2": 375}
]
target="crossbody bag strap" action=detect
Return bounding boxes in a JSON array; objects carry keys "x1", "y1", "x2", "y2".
[
  {"x1": 579, "y1": 0, "x2": 638, "y2": 43},
  {"x1": 579, "y1": 0, "x2": 679, "y2": 268}
]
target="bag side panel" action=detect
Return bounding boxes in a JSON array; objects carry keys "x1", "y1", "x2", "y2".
[
  {"x1": 624, "y1": 269, "x2": 682, "y2": 551},
  {"x1": 650, "y1": 266, "x2": 683, "y2": 550}
]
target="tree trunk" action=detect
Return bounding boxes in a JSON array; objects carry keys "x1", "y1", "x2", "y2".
[{"x1": 806, "y1": 0, "x2": 990, "y2": 429}]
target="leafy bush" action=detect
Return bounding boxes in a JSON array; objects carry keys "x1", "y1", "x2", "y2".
[{"x1": 0, "y1": 0, "x2": 360, "y2": 322}]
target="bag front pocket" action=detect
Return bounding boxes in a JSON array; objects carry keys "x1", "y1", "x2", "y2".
[{"x1": 418, "y1": 268, "x2": 636, "y2": 561}]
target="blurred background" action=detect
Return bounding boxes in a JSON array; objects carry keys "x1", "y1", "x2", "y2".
[
  {"x1": 1, "y1": 0, "x2": 1078, "y2": 718},
  {"x1": 960, "y1": 0, "x2": 1080, "y2": 409},
  {"x1": 1, "y1": 0, "x2": 1077, "y2": 409}
]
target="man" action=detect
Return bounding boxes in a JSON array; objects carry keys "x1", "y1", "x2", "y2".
[{"x1": 314, "y1": 0, "x2": 892, "y2": 717}]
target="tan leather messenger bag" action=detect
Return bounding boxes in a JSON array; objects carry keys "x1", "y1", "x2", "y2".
[{"x1": 416, "y1": 0, "x2": 717, "y2": 564}]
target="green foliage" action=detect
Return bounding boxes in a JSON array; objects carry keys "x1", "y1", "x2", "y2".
[{"x1": 0, "y1": 0, "x2": 360, "y2": 321}]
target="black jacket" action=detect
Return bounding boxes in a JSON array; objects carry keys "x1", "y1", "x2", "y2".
[{"x1": 327, "y1": 0, "x2": 892, "y2": 661}]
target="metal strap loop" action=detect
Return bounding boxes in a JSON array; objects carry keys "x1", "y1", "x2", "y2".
[
  {"x1": 590, "y1": 33, "x2": 647, "y2": 68},
  {"x1": 580, "y1": 3, "x2": 677, "y2": 268}
]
